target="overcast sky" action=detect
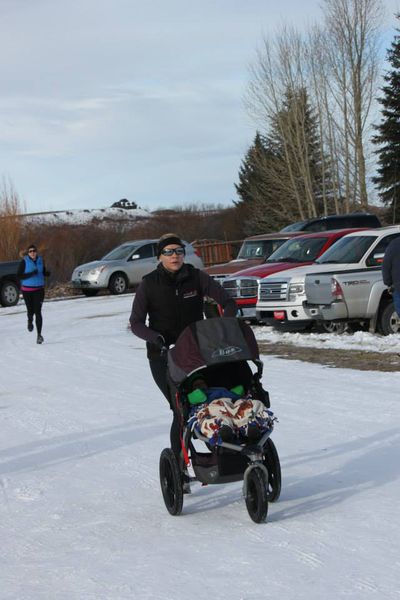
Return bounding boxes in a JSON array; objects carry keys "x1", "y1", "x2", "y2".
[{"x1": 0, "y1": 0, "x2": 399, "y2": 214}]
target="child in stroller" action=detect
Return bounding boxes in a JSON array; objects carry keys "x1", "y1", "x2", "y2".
[
  {"x1": 186, "y1": 375, "x2": 275, "y2": 446},
  {"x1": 159, "y1": 317, "x2": 281, "y2": 524}
]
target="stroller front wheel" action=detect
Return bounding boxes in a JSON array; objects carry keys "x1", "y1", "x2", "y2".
[
  {"x1": 244, "y1": 466, "x2": 268, "y2": 523},
  {"x1": 264, "y1": 438, "x2": 281, "y2": 503},
  {"x1": 159, "y1": 448, "x2": 184, "y2": 516}
]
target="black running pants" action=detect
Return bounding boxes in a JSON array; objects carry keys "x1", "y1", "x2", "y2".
[
  {"x1": 149, "y1": 356, "x2": 181, "y2": 459},
  {"x1": 22, "y1": 288, "x2": 45, "y2": 335}
]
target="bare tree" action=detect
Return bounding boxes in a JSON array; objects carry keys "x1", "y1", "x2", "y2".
[
  {"x1": 247, "y1": 29, "x2": 306, "y2": 218},
  {"x1": 246, "y1": 27, "x2": 334, "y2": 221},
  {"x1": 306, "y1": 26, "x2": 344, "y2": 212},
  {"x1": 323, "y1": 0, "x2": 383, "y2": 209},
  {"x1": 0, "y1": 177, "x2": 25, "y2": 260},
  {"x1": 245, "y1": 0, "x2": 383, "y2": 216}
]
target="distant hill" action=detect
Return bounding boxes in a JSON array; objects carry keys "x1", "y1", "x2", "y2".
[{"x1": 21, "y1": 207, "x2": 151, "y2": 226}]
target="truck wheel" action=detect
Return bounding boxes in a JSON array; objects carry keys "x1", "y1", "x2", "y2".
[
  {"x1": 378, "y1": 302, "x2": 400, "y2": 335},
  {"x1": 315, "y1": 321, "x2": 348, "y2": 334},
  {"x1": 0, "y1": 281, "x2": 19, "y2": 307},
  {"x1": 108, "y1": 273, "x2": 128, "y2": 295}
]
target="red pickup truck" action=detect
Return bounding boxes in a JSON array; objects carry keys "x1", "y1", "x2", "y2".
[
  {"x1": 205, "y1": 231, "x2": 303, "y2": 280},
  {"x1": 220, "y1": 228, "x2": 366, "y2": 321}
]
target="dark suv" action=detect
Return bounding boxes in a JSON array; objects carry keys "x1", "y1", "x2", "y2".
[{"x1": 281, "y1": 212, "x2": 381, "y2": 233}]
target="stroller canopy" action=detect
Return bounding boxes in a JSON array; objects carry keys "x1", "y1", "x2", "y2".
[{"x1": 168, "y1": 317, "x2": 260, "y2": 386}]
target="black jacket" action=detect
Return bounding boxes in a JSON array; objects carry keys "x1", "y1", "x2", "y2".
[
  {"x1": 130, "y1": 263, "x2": 237, "y2": 357},
  {"x1": 382, "y1": 236, "x2": 400, "y2": 292}
]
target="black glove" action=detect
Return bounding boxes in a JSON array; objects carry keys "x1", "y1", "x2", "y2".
[
  {"x1": 155, "y1": 335, "x2": 168, "y2": 357},
  {"x1": 30, "y1": 269, "x2": 38, "y2": 275}
]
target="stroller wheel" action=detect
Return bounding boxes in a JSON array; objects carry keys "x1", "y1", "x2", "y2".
[
  {"x1": 264, "y1": 438, "x2": 281, "y2": 503},
  {"x1": 159, "y1": 448, "x2": 184, "y2": 516},
  {"x1": 245, "y1": 466, "x2": 268, "y2": 524}
]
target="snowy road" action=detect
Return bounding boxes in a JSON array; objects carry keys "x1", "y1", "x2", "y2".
[{"x1": 1, "y1": 295, "x2": 399, "y2": 600}]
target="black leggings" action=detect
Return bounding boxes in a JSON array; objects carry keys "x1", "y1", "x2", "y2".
[
  {"x1": 149, "y1": 356, "x2": 181, "y2": 459},
  {"x1": 22, "y1": 288, "x2": 45, "y2": 335}
]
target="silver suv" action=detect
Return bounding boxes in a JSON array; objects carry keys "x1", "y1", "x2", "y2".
[{"x1": 71, "y1": 238, "x2": 204, "y2": 296}]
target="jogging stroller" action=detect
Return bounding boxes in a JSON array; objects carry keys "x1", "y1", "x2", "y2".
[{"x1": 159, "y1": 317, "x2": 281, "y2": 523}]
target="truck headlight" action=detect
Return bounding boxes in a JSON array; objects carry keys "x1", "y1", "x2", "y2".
[{"x1": 289, "y1": 283, "x2": 305, "y2": 301}]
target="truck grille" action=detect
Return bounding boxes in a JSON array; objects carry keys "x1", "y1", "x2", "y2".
[
  {"x1": 259, "y1": 280, "x2": 288, "y2": 302},
  {"x1": 223, "y1": 278, "x2": 258, "y2": 299}
]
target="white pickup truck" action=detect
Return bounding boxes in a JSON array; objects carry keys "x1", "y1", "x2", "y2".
[{"x1": 256, "y1": 226, "x2": 400, "y2": 334}]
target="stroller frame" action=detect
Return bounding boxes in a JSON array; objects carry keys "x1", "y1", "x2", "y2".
[{"x1": 159, "y1": 318, "x2": 281, "y2": 524}]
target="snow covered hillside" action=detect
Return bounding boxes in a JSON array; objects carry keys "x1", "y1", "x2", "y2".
[
  {"x1": 22, "y1": 206, "x2": 150, "y2": 226},
  {"x1": 1, "y1": 295, "x2": 399, "y2": 600}
]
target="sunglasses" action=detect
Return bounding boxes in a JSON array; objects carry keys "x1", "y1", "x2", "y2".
[
  {"x1": 28, "y1": 249, "x2": 37, "y2": 253},
  {"x1": 161, "y1": 248, "x2": 185, "y2": 256}
]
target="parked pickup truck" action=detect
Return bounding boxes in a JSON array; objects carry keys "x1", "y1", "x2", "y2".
[
  {"x1": 304, "y1": 255, "x2": 400, "y2": 336},
  {"x1": 220, "y1": 228, "x2": 365, "y2": 321},
  {"x1": 256, "y1": 226, "x2": 400, "y2": 333},
  {"x1": 0, "y1": 261, "x2": 20, "y2": 307},
  {"x1": 205, "y1": 231, "x2": 302, "y2": 281}
]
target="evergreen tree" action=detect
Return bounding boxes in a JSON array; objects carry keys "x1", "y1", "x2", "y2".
[
  {"x1": 372, "y1": 18, "x2": 400, "y2": 223},
  {"x1": 234, "y1": 88, "x2": 333, "y2": 236},
  {"x1": 271, "y1": 87, "x2": 334, "y2": 220},
  {"x1": 234, "y1": 132, "x2": 269, "y2": 208},
  {"x1": 234, "y1": 132, "x2": 285, "y2": 234}
]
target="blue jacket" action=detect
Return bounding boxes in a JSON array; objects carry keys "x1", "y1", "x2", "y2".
[
  {"x1": 22, "y1": 255, "x2": 45, "y2": 288},
  {"x1": 382, "y1": 236, "x2": 400, "y2": 292}
]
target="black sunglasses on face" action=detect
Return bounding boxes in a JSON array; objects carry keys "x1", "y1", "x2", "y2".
[
  {"x1": 161, "y1": 248, "x2": 185, "y2": 256},
  {"x1": 28, "y1": 249, "x2": 37, "y2": 253}
]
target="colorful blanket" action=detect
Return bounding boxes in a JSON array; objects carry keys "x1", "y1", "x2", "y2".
[{"x1": 187, "y1": 396, "x2": 274, "y2": 446}]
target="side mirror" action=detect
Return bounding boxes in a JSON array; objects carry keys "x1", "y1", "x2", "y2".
[
  {"x1": 367, "y1": 252, "x2": 384, "y2": 266},
  {"x1": 373, "y1": 252, "x2": 385, "y2": 264},
  {"x1": 130, "y1": 254, "x2": 140, "y2": 261}
]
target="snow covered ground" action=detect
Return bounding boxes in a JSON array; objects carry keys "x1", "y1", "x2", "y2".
[
  {"x1": 1, "y1": 295, "x2": 399, "y2": 600},
  {"x1": 23, "y1": 207, "x2": 150, "y2": 226},
  {"x1": 254, "y1": 323, "x2": 400, "y2": 355}
]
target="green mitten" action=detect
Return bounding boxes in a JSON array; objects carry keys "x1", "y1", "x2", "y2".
[
  {"x1": 188, "y1": 388, "x2": 207, "y2": 405},
  {"x1": 230, "y1": 385, "x2": 245, "y2": 397}
]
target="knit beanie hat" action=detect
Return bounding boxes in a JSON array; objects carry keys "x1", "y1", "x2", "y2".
[{"x1": 157, "y1": 234, "x2": 185, "y2": 258}]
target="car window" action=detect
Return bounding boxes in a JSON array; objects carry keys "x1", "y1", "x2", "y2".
[
  {"x1": 317, "y1": 235, "x2": 377, "y2": 264},
  {"x1": 280, "y1": 221, "x2": 307, "y2": 232},
  {"x1": 354, "y1": 215, "x2": 381, "y2": 227},
  {"x1": 365, "y1": 233, "x2": 400, "y2": 267},
  {"x1": 237, "y1": 239, "x2": 286, "y2": 259},
  {"x1": 102, "y1": 244, "x2": 138, "y2": 260},
  {"x1": 326, "y1": 218, "x2": 344, "y2": 229},
  {"x1": 303, "y1": 221, "x2": 328, "y2": 232},
  {"x1": 266, "y1": 237, "x2": 328, "y2": 262},
  {"x1": 132, "y1": 244, "x2": 154, "y2": 259}
]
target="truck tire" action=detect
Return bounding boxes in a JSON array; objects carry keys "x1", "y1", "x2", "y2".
[
  {"x1": 0, "y1": 281, "x2": 19, "y2": 307},
  {"x1": 378, "y1": 302, "x2": 400, "y2": 335},
  {"x1": 314, "y1": 321, "x2": 348, "y2": 334},
  {"x1": 108, "y1": 272, "x2": 128, "y2": 295}
]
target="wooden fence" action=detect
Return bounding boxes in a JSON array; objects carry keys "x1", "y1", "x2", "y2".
[{"x1": 192, "y1": 239, "x2": 243, "y2": 267}]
